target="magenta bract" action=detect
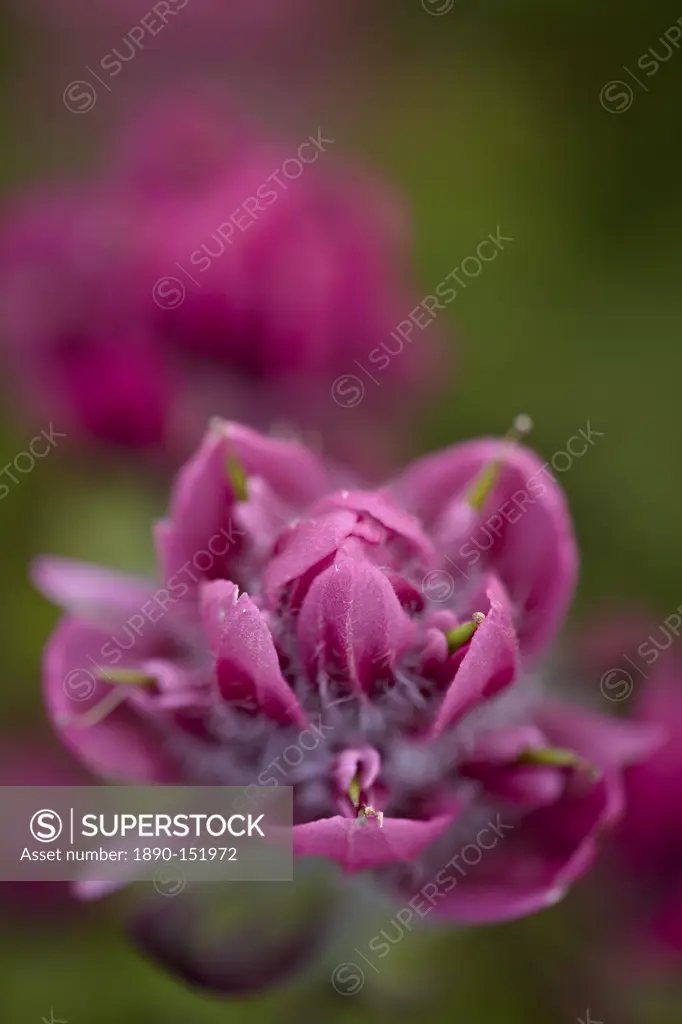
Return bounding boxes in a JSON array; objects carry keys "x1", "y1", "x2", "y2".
[{"x1": 34, "y1": 422, "x2": 655, "y2": 922}]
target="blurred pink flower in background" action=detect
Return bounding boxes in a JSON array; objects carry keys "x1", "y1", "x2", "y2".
[
  {"x1": 0, "y1": 90, "x2": 441, "y2": 472},
  {"x1": 12, "y1": 1, "x2": 385, "y2": 140},
  {"x1": 574, "y1": 607, "x2": 682, "y2": 972},
  {"x1": 615, "y1": 659, "x2": 682, "y2": 963},
  {"x1": 20, "y1": 0, "x2": 365, "y2": 73}
]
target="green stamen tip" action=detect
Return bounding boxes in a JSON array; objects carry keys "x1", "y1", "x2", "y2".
[
  {"x1": 226, "y1": 451, "x2": 248, "y2": 501},
  {"x1": 517, "y1": 747, "x2": 596, "y2": 776},
  {"x1": 98, "y1": 669, "x2": 155, "y2": 687},
  {"x1": 467, "y1": 414, "x2": 534, "y2": 511},
  {"x1": 348, "y1": 772, "x2": 362, "y2": 809},
  {"x1": 468, "y1": 462, "x2": 499, "y2": 512},
  {"x1": 445, "y1": 612, "x2": 486, "y2": 655}
]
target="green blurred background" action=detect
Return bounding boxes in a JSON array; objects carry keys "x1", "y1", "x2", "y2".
[{"x1": 1, "y1": 0, "x2": 681, "y2": 1020}]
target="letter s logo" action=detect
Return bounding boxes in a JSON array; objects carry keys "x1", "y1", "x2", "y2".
[{"x1": 30, "y1": 809, "x2": 63, "y2": 842}]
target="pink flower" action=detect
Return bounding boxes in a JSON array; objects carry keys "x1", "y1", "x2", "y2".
[
  {"x1": 1, "y1": 94, "x2": 437, "y2": 467},
  {"x1": 612, "y1": 657, "x2": 682, "y2": 959},
  {"x1": 34, "y1": 419, "x2": 649, "y2": 923}
]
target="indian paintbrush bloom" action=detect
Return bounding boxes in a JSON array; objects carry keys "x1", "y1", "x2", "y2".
[
  {"x1": 1, "y1": 93, "x2": 437, "y2": 467},
  {"x1": 34, "y1": 418, "x2": 658, "y2": 924},
  {"x1": 611, "y1": 655, "x2": 682, "y2": 961},
  {"x1": 538, "y1": 612, "x2": 680, "y2": 1010},
  {"x1": 573, "y1": 605, "x2": 682, "y2": 959}
]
